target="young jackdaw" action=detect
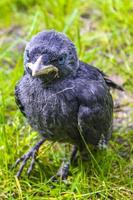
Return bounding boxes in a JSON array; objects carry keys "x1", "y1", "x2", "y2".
[{"x1": 14, "y1": 30, "x2": 123, "y2": 179}]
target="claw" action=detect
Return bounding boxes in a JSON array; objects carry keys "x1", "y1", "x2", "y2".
[
  {"x1": 50, "y1": 175, "x2": 58, "y2": 182},
  {"x1": 27, "y1": 151, "x2": 36, "y2": 176},
  {"x1": 14, "y1": 138, "x2": 46, "y2": 178},
  {"x1": 50, "y1": 163, "x2": 70, "y2": 183},
  {"x1": 14, "y1": 155, "x2": 25, "y2": 167},
  {"x1": 57, "y1": 161, "x2": 70, "y2": 180},
  {"x1": 50, "y1": 161, "x2": 70, "y2": 182}
]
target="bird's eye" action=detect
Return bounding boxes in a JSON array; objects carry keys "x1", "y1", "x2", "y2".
[{"x1": 58, "y1": 54, "x2": 66, "y2": 65}]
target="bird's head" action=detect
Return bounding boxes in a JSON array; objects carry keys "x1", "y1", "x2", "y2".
[{"x1": 24, "y1": 30, "x2": 79, "y2": 81}]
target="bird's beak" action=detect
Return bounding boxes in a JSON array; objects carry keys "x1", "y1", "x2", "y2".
[{"x1": 27, "y1": 55, "x2": 58, "y2": 77}]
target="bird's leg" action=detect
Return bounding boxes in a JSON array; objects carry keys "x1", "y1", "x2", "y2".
[
  {"x1": 51, "y1": 145, "x2": 78, "y2": 181},
  {"x1": 56, "y1": 145, "x2": 78, "y2": 179},
  {"x1": 14, "y1": 137, "x2": 46, "y2": 178}
]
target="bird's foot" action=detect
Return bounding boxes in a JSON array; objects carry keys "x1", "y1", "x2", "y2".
[
  {"x1": 51, "y1": 161, "x2": 70, "y2": 182},
  {"x1": 14, "y1": 147, "x2": 37, "y2": 178},
  {"x1": 14, "y1": 138, "x2": 46, "y2": 178},
  {"x1": 50, "y1": 145, "x2": 78, "y2": 182},
  {"x1": 50, "y1": 146, "x2": 78, "y2": 182},
  {"x1": 97, "y1": 137, "x2": 108, "y2": 150}
]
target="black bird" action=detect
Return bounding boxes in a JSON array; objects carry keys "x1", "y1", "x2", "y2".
[{"x1": 14, "y1": 30, "x2": 123, "y2": 179}]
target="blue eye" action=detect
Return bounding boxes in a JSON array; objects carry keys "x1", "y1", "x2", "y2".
[{"x1": 58, "y1": 55, "x2": 66, "y2": 65}]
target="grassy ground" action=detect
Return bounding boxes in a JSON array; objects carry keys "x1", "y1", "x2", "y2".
[{"x1": 0, "y1": 0, "x2": 133, "y2": 199}]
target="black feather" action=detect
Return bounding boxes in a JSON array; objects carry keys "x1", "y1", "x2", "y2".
[{"x1": 15, "y1": 83, "x2": 26, "y2": 117}]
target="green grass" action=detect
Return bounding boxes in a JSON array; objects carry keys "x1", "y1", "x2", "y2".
[{"x1": 0, "y1": 0, "x2": 133, "y2": 199}]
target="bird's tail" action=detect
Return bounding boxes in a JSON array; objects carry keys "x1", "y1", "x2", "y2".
[
  {"x1": 97, "y1": 69, "x2": 124, "y2": 91},
  {"x1": 104, "y1": 77, "x2": 124, "y2": 91}
]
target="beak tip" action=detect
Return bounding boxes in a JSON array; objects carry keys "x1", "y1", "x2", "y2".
[{"x1": 32, "y1": 71, "x2": 36, "y2": 77}]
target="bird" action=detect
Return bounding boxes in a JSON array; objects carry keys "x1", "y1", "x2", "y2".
[{"x1": 14, "y1": 30, "x2": 123, "y2": 180}]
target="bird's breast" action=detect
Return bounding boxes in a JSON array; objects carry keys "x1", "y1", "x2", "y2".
[{"x1": 18, "y1": 76, "x2": 78, "y2": 142}]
